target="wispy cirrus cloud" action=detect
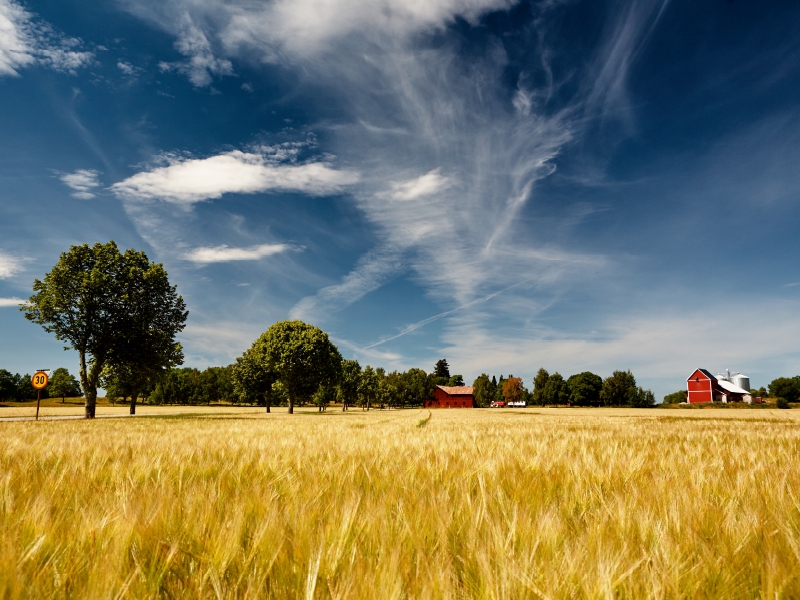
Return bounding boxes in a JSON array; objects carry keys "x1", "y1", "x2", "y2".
[
  {"x1": 118, "y1": 0, "x2": 680, "y2": 364},
  {"x1": 381, "y1": 169, "x2": 452, "y2": 201},
  {"x1": 290, "y1": 247, "x2": 404, "y2": 322},
  {"x1": 58, "y1": 169, "x2": 101, "y2": 199},
  {"x1": 0, "y1": 297, "x2": 24, "y2": 307},
  {"x1": 182, "y1": 243, "x2": 294, "y2": 264},
  {"x1": 0, "y1": 250, "x2": 26, "y2": 278},
  {"x1": 159, "y1": 18, "x2": 233, "y2": 87},
  {"x1": 110, "y1": 149, "x2": 359, "y2": 204},
  {"x1": 0, "y1": 0, "x2": 93, "y2": 77}
]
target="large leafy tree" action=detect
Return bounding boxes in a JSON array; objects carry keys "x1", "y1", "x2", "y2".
[
  {"x1": 407, "y1": 368, "x2": 434, "y2": 406},
  {"x1": 600, "y1": 370, "x2": 637, "y2": 406},
  {"x1": 358, "y1": 365, "x2": 380, "y2": 411},
  {"x1": 233, "y1": 347, "x2": 278, "y2": 412},
  {"x1": 447, "y1": 374, "x2": 465, "y2": 387},
  {"x1": 255, "y1": 320, "x2": 342, "y2": 414},
  {"x1": 337, "y1": 359, "x2": 361, "y2": 411},
  {"x1": 433, "y1": 359, "x2": 450, "y2": 379},
  {"x1": 542, "y1": 372, "x2": 569, "y2": 405},
  {"x1": 503, "y1": 376, "x2": 525, "y2": 405},
  {"x1": 532, "y1": 368, "x2": 550, "y2": 406},
  {"x1": 0, "y1": 370, "x2": 17, "y2": 402},
  {"x1": 566, "y1": 372, "x2": 603, "y2": 406},
  {"x1": 49, "y1": 367, "x2": 82, "y2": 403},
  {"x1": 22, "y1": 242, "x2": 188, "y2": 418},
  {"x1": 768, "y1": 376, "x2": 800, "y2": 402},
  {"x1": 433, "y1": 359, "x2": 450, "y2": 384},
  {"x1": 631, "y1": 387, "x2": 656, "y2": 408},
  {"x1": 472, "y1": 373, "x2": 493, "y2": 407}
]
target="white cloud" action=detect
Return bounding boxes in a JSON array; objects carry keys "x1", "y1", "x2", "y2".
[
  {"x1": 59, "y1": 169, "x2": 101, "y2": 199},
  {"x1": 111, "y1": 150, "x2": 359, "y2": 204},
  {"x1": 0, "y1": 0, "x2": 93, "y2": 77},
  {"x1": 0, "y1": 297, "x2": 24, "y2": 307},
  {"x1": 383, "y1": 169, "x2": 451, "y2": 201},
  {"x1": 159, "y1": 19, "x2": 233, "y2": 87},
  {"x1": 182, "y1": 243, "x2": 292, "y2": 264},
  {"x1": 116, "y1": 60, "x2": 142, "y2": 77},
  {"x1": 117, "y1": 0, "x2": 678, "y2": 363},
  {"x1": 0, "y1": 0, "x2": 35, "y2": 75},
  {"x1": 0, "y1": 251, "x2": 25, "y2": 278},
  {"x1": 220, "y1": 0, "x2": 515, "y2": 57}
]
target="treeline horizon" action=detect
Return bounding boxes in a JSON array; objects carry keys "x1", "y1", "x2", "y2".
[
  {"x1": 5, "y1": 361, "x2": 799, "y2": 408},
  {"x1": 16, "y1": 241, "x2": 800, "y2": 417},
  {"x1": 5, "y1": 360, "x2": 799, "y2": 408}
]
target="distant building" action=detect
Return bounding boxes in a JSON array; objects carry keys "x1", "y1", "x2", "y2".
[
  {"x1": 687, "y1": 368, "x2": 754, "y2": 403},
  {"x1": 425, "y1": 385, "x2": 474, "y2": 408}
]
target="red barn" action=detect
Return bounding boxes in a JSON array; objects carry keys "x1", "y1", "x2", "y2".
[
  {"x1": 687, "y1": 368, "x2": 752, "y2": 403},
  {"x1": 687, "y1": 368, "x2": 716, "y2": 403},
  {"x1": 424, "y1": 385, "x2": 474, "y2": 408}
]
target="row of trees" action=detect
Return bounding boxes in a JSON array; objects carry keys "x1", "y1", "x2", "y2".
[
  {"x1": 473, "y1": 369, "x2": 655, "y2": 408},
  {"x1": 23, "y1": 241, "x2": 735, "y2": 415},
  {"x1": 0, "y1": 368, "x2": 81, "y2": 402},
  {"x1": 230, "y1": 324, "x2": 449, "y2": 412}
]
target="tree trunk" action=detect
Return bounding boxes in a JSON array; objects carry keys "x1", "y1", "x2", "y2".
[
  {"x1": 62, "y1": 395, "x2": 65, "y2": 403},
  {"x1": 266, "y1": 395, "x2": 270, "y2": 413},
  {"x1": 79, "y1": 351, "x2": 97, "y2": 419},
  {"x1": 85, "y1": 388, "x2": 97, "y2": 419},
  {"x1": 288, "y1": 396, "x2": 294, "y2": 414},
  {"x1": 130, "y1": 389, "x2": 138, "y2": 415}
]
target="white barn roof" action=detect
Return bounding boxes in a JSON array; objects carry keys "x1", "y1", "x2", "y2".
[{"x1": 717, "y1": 380, "x2": 750, "y2": 395}]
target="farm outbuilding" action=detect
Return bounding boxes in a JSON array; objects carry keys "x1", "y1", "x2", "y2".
[
  {"x1": 686, "y1": 368, "x2": 754, "y2": 404},
  {"x1": 424, "y1": 385, "x2": 474, "y2": 408}
]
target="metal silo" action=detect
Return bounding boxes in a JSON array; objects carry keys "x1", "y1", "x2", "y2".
[{"x1": 732, "y1": 374, "x2": 750, "y2": 391}]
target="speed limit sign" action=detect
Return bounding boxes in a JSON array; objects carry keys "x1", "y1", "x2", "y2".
[{"x1": 32, "y1": 371, "x2": 48, "y2": 390}]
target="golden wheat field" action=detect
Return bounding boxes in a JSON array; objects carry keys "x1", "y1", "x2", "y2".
[{"x1": 2, "y1": 407, "x2": 800, "y2": 599}]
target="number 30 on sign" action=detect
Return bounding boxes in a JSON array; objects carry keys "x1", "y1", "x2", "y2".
[{"x1": 32, "y1": 372, "x2": 49, "y2": 390}]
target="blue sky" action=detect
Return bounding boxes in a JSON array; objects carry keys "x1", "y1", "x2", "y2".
[{"x1": 1, "y1": 0, "x2": 799, "y2": 400}]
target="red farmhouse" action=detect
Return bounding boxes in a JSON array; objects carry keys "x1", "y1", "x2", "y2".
[
  {"x1": 686, "y1": 368, "x2": 752, "y2": 404},
  {"x1": 425, "y1": 385, "x2": 474, "y2": 408}
]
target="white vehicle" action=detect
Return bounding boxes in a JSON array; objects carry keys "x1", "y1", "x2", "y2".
[{"x1": 507, "y1": 401, "x2": 526, "y2": 408}]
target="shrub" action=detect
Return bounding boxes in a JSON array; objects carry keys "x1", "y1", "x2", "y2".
[{"x1": 776, "y1": 397, "x2": 790, "y2": 409}]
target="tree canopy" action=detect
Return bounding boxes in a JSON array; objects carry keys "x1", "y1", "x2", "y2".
[
  {"x1": 232, "y1": 347, "x2": 278, "y2": 412},
  {"x1": 337, "y1": 359, "x2": 362, "y2": 410},
  {"x1": 502, "y1": 376, "x2": 524, "y2": 405},
  {"x1": 255, "y1": 320, "x2": 342, "y2": 413},
  {"x1": 434, "y1": 359, "x2": 450, "y2": 380},
  {"x1": 663, "y1": 390, "x2": 687, "y2": 404},
  {"x1": 22, "y1": 242, "x2": 187, "y2": 418},
  {"x1": 769, "y1": 377, "x2": 800, "y2": 402},
  {"x1": 542, "y1": 372, "x2": 569, "y2": 405},
  {"x1": 567, "y1": 372, "x2": 603, "y2": 406},
  {"x1": 600, "y1": 370, "x2": 637, "y2": 406},
  {"x1": 447, "y1": 374, "x2": 464, "y2": 387},
  {"x1": 531, "y1": 368, "x2": 550, "y2": 406},
  {"x1": 49, "y1": 367, "x2": 82, "y2": 402},
  {"x1": 472, "y1": 373, "x2": 494, "y2": 407}
]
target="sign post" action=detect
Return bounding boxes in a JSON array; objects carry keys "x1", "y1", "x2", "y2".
[{"x1": 32, "y1": 370, "x2": 49, "y2": 421}]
